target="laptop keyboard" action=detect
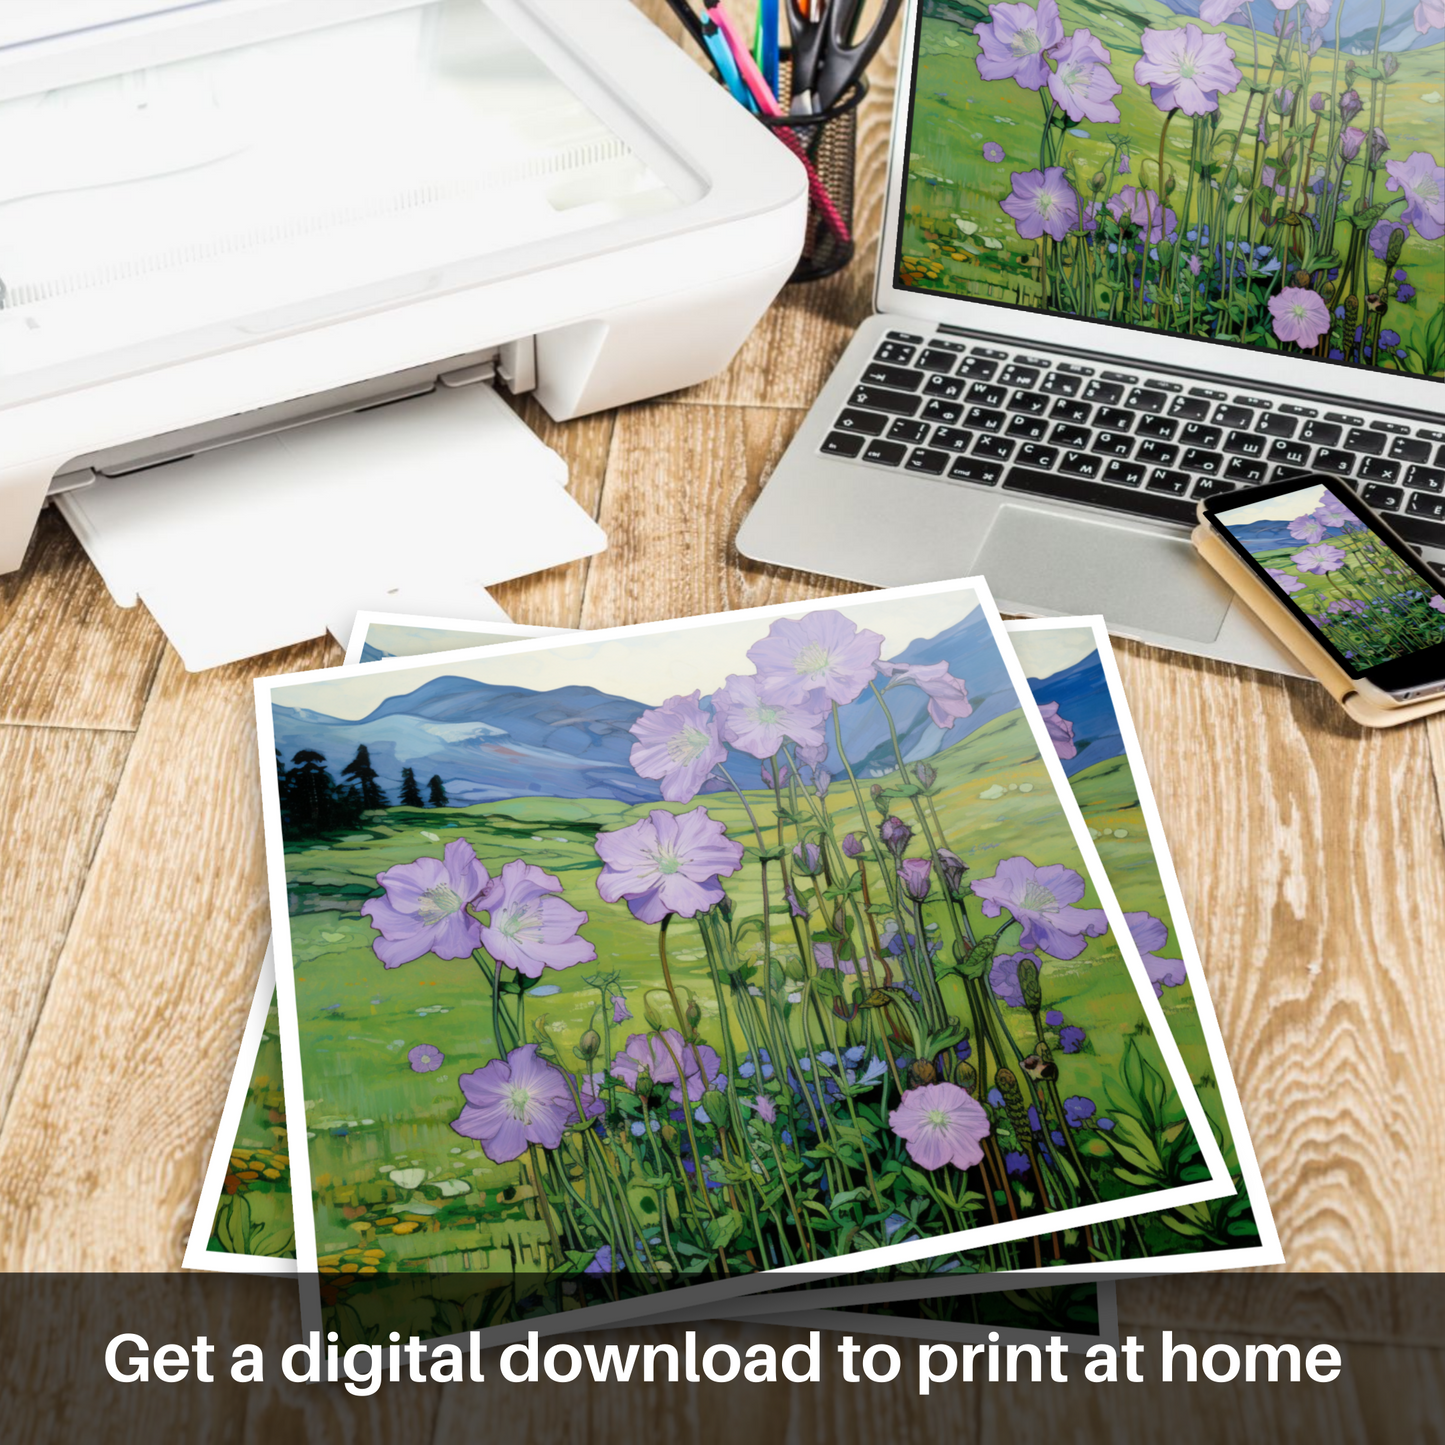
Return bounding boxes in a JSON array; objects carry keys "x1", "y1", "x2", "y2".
[{"x1": 821, "y1": 330, "x2": 1445, "y2": 550}]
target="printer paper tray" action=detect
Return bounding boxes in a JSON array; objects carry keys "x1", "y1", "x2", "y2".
[{"x1": 56, "y1": 383, "x2": 605, "y2": 671}]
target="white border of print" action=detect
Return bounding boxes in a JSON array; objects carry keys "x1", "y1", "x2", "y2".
[
  {"x1": 341, "y1": 612, "x2": 566, "y2": 666},
  {"x1": 183, "y1": 943, "x2": 294, "y2": 1278},
  {"x1": 254, "y1": 578, "x2": 1233, "y2": 1346}
]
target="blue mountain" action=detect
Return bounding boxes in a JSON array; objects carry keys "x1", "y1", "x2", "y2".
[
  {"x1": 270, "y1": 607, "x2": 1026, "y2": 806},
  {"x1": 1227, "y1": 517, "x2": 1350, "y2": 554},
  {"x1": 1157, "y1": 0, "x2": 1433, "y2": 52},
  {"x1": 1024, "y1": 651, "x2": 1125, "y2": 779}
]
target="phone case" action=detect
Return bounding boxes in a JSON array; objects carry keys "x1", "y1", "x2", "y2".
[{"x1": 1192, "y1": 521, "x2": 1445, "y2": 729}]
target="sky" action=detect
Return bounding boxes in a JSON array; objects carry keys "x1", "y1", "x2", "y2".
[
  {"x1": 273, "y1": 590, "x2": 987, "y2": 720},
  {"x1": 1213, "y1": 482, "x2": 1330, "y2": 526},
  {"x1": 1008, "y1": 625, "x2": 1098, "y2": 681}
]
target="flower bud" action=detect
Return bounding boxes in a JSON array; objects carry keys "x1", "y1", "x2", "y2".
[
  {"x1": 1021, "y1": 1052, "x2": 1058, "y2": 1083},
  {"x1": 683, "y1": 993, "x2": 703, "y2": 1036},
  {"x1": 1018, "y1": 959, "x2": 1043, "y2": 1013},
  {"x1": 1309, "y1": 91, "x2": 1326, "y2": 113},
  {"x1": 576, "y1": 1029, "x2": 601, "y2": 1062},
  {"x1": 781, "y1": 951, "x2": 808, "y2": 983},
  {"x1": 1339, "y1": 88, "x2": 1362, "y2": 122},
  {"x1": 995, "y1": 1068, "x2": 1032, "y2": 1139},
  {"x1": 1091, "y1": 170, "x2": 1106, "y2": 191},
  {"x1": 1381, "y1": 52, "x2": 1398, "y2": 77},
  {"x1": 659, "y1": 1124, "x2": 681, "y2": 1154},
  {"x1": 642, "y1": 992, "x2": 667, "y2": 1032},
  {"x1": 635, "y1": 1068, "x2": 656, "y2": 1103},
  {"x1": 957, "y1": 1061, "x2": 977, "y2": 1092},
  {"x1": 842, "y1": 832, "x2": 864, "y2": 859},
  {"x1": 1385, "y1": 227, "x2": 1406, "y2": 270},
  {"x1": 898, "y1": 857, "x2": 933, "y2": 902},
  {"x1": 1339, "y1": 125, "x2": 1365, "y2": 161},
  {"x1": 814, "y1": 769, "x2": 832, "y2": 799},
  {"x1": 1164, "y1": 173, "x2": 1177, "y2": 196},
  {"x1": 702, "y1": 1089, "x2": 728, "y2": 1124},
  {"x1": 915, "y1": 762, "x2": 936, "y2": 789},
  {"x1": 907, "y1": 1058, "x2": 938, "y2": 1088},
  {"x1": 880, "y1": 815, "x2": 912, "y2": 860},
  {"x1": 1367, "y1": 127, "x2": 1390, "y2": 167},
  {"x1": 936, "y1": 848, "x2": 968, "y2": 898},
  {"x1": 792, "y1": 840, "x2": 823, "y2": 876}
]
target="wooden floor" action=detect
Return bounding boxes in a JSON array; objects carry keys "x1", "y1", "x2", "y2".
[{"x1": 2, "y1": 4, "x2": 1443, "y2": 1439}]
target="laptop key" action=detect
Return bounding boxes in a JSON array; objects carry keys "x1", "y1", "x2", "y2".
[
  {"x1": 863, "y1": 363, "x2": 926, "y2": 390},
  {"x1": 1092, "y1": 432, "x2": 1134, "y2": 457},
  {"x1": 1314, "y1": 447, "x2": 1355, "y2": 475},
  {"x1": 1095, "y1": 406, "x2": 1133, "y2": 432},
  {"x1": 1050, "y1": 398, "x2": 1092, "y2": 424},
  {"x1": 1136, "y1": 414, "x2": 1179, "y2": 440},
  {"x1": 850, "y1": 384, "x2": 921, "y2": 417},
  {"x1": 964, "y1": 406, "x2": 1006, "y2": 432},
  {"x1": 916, "y1": 348, "x2": 960, "y2": 373},
  {"x1": 1268, "y1": 438, "x2": 1311, "y2": 467},
  {"x1": 1136, "y1": 440, "x2": 1178, "y2": 467},
  {"x1": 1003, "y1": 466, "x2": 1196, "y2": 524},
  {"x1": 821, "y1": 431, "x2": 865, "y2": 458},
  {"x1": 1389, "y1": 436, "x2": 1431, "y2": 464},
  {"x1": 1407, "y1": 491, "x2": 1445, "y2": 522},
  {"x1": 1359, "y1": 457, "x2": 1400, "y2": 483},
  {"x1": 835, "y1": 408, "x2": 890, "y2": 436},
  {"x1": 998, "y1": 364, "x2": 1039, "y2": 388},
  {"x1": 1214, "y1": 404, "x2": 1254, "y2": 429},
  {"x1": 1300, "y1": 420, "x2": 1342, "y2": 447},
  {"x1": 922, "y1": 397, "x2": 963, "y2": 424},
  {"x1": 887, "y1": 418, "x2": 932, "y2": 444},
  {"x1": 1180, "y1": 423, "x2": 1223, "y2": 449},
  {"x1": 1224, "y1": 456, "x2": 1268, "y2": 483},
  {"x1": 860, "y1": 438, "x2": 908, "y2": 467},
  {"x1": 1438, "y1": 444, "x2": 1445, "y2": 467},
  {"x1": 924, "y1": 374, "x2": 967, "y2": 400},
  {"x1": 1050, "y1": 423, "x2": 1091, "y2": 450},
  {"x1": 1345, "y1": 427, "x2": 1385, "y2": 456},
  {"x1": 1041, "y1": 372, "x2": 1081, "y2": 397},
  {"x1": 974, "y1": 435, "x2": 1016, "y2": 461},
  {"x1": 1083, "y1": 379, "x2": 1123, "y2": 405},
  {"x1": 1224, "y1": 430, "x2": 1266, "y2": 458},
  {"x1": 1017, "y1": 444, "x2": 1059, "y2": 469},
  {"x1": 1362, "y1": 483, "x2": 1403, "y2": 511},
  {"x1": 906, "y1": 448, "x2": 951, "y2": 475},
  {"x1": 1009, "y1": 390, "x2": 1050, "y2": 415},
  {"x1": 1146, "y1": 468, "x2": 1190, "y2": 494},
  {"x1": 1104, "y1": 459, "x2": 1147, "y2": 487},
  {"x1": 957, "y1": 356, "x2": 999, "y2": 380},
  {"x1": 1127, "y1": 388, "x2": 1167, "y2": 413},
  {"x1": 1182, "y1": 448, "x2": 1223, "y2": 474},
  {"x1": 967, "y1": 382, "x2": 1008, "y2": 407},
  {"x1": 1256, "y1": 413, "x2": 1298, "y2": 438},
  {"x1": 930, "y1": 427, "x2": 974, "y2": 452},
  {"x1": 886, "y1": 330, "x2": 924, "y2": 343},
  {"x1": 1407, "y1": 465, "x2": 1445, "y2": 493},
  {"x1": 1006, "y1": 415, "x2": 1048, "y2": 441},
  {"x1": 1193, "y1": 476, "x2": 1237, "y2": 498},
  {"x1": 874, "y1": 342, "x2": 917, "y2": 365},
  {"x1": 1060, "y1": 450, "x2": 1103, "y2": 478},
  {"x1": 1168, "y1": 395, "x2": 1211, "y2": 421},
  {"x1": 948, "y1": 457, "x2": 1004, "y2": 485}
]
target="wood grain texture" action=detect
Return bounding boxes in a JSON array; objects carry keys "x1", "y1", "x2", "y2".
[
  {"x1": 0, "y1": 725, "x2": 134, "y2": 1125},
  {"x1": 0, "y1": 637, "x2": 336, "y2": 1270},
  {"x1": 0, "y1": 510, "x2": 165, "y2": 731},
  {"x1": 579, "y1": 403, "x2": 866, "y2": 631}
]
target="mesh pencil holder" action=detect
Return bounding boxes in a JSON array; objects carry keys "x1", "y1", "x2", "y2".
[{"x1": 758, "y1": 62, "x2": 867, "y2": 284}]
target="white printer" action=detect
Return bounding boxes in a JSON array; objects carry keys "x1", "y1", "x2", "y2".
[{"x1": 0, "y1": 0, "x2": 806, "y2": 666}]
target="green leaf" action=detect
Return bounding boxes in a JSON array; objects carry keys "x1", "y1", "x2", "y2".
[
  {"x1": 955, "y1": 933, "x2": 999, "y2": 980},
  {"x1": 705, "y1": 1209, "x2": 745, "y2": 1251},
  {"x1": 743, "y1": 846, "x2": 786, "y2": 863}
]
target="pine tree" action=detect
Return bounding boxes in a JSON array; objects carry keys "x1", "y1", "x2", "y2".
[
  {"x1": 275, "y1": 749, "x2": 291, "y2": 828},
  {"x1": 340, "y1": 744, "x2": 388, "y2": 811},
  {"x1": 287, "y1": 750, "x2": 334, "y2": 836},
  {"x1": 399, "y1": 767, "x2": 425, "y2": 808},
  {"x1": 427, "y1": 774, "x2": 449, "y2": 807}
]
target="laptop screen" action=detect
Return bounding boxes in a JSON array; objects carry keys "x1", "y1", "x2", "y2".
[{"x1": 893, "y1": 0, "x2": 1443, "y2": 382}]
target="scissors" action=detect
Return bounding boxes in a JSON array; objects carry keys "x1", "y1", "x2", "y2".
[{"x1": 785, "y1": 0, "x2": 903, "y2": 113}]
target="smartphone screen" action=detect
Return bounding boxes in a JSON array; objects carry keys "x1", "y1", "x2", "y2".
[{"x1": 1207, "y1": 476, "x2": 1445, "y2": 688}]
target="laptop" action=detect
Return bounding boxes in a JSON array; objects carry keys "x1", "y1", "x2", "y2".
[{"x1": 738, "y1": 0, "x2": 1444, "y2": 674}]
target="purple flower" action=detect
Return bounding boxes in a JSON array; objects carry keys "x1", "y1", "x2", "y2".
[
  {"x1": 1000, "y1": 166, "x2": 1080, "y2": 242},
  {"x1": 983, "y1": 141, "x2": 1006, "y2": 163},
  {"x1": 792, "y1": 840, "x2": 823, "y2": 876},
  {"x1": 1187, "y1": 253, "x2": 1202, "y2": 275},
  {"x1": 1126, "y1": 910, "x2": 1186, "y2": 995},
  {"x1": 1004, "y1": 1149, "x2": 1030, "y2": 1176},
  {"x1": 814, "y1": 769, "x2": 833, "y2": 798},
  {"x1": 875, "y1": 658, "x2": 974, "y2": 728},
  {"x1": 451, "y1": 1044, "x2": 588, "y2": 1162},
  {"x1": 611, "y1": 992, "x2": 632, "y2": 1024},
  {"x1": 610, "y1": 1030, "x2": 724, "y2": 1104},
  {"x1": 1368, "y1": 128, "x2": 1391, "y2": 167},
  {"x1": 1037, "y1": 700, "x2": 1076, "y2": 760},
  {"x1": 814, "y1": 941, "x2": 860, "y2": 975},
  {"x1": 936, "y1": 848, "x2": 968, "y2": 897},
  {"x1": 361, "y1": 837, "x2": 488, "y2": 969},
  {"x1": 747, "y1": 609, "x2": 884, "y2": 708},
  {"x1": 898, "y1": 858, "x2": 933, "y2": 901},
  {"x1": 971, "y1": 857, "x2": 1109, "y2": 960},
  {"x1": 1134, "y1": 25, "x2": 1242, "y2": 116},
  {"x1": 476, "y1": 860, "x2": 595, "y2": 977},
  {"x1": 973, "y1": 0, "x2": 1064, "y2": 91},
  {"x1": 1430, "y1": 595, "x2": 1445, "y2": 614},
  {"x1": 1268, "y1": 288, "x2": 1331, "y2": 349},
  {"x1": 408, "y1": 1044, "x2": 445, "y2": 1073},
  {"x1": 1106, "y1": 186, "x2": 1177, "y2": 243},
  {"x1": 1287, "y1": 513, "x2": 1327, "y2": 543},
  {"x1": 711, "y1": 673, "x2": 828, "y2": 761},
  {"x1": 1273, "y1": 86, "x2": 1295, "y2": 115},
  {"x1": 889, "y1": 1082, "x2": 992, "y2": 1171},
  {"x1": 584, "y1": 1245, "x2": 621, "y2": 1275},
  {"x1": 1117, "y1": 154, "x2": 1131, "y2": 174},
  {"x1": 842, "y1": 832, "x2": 864, "y2": 858},
  {"x1": 1199, "y1": 0, "x2": 1242, "y2": 20},
  {"x1": 1339, "y1": 126, "x2": 1365, "y2": 161},
  {"x1": 1305, "y1": 0, "x2": 1331, "y2": 30},
  {"x1": 1291, "y1": 543, "x2": 1346, "y2": 575},
  {"x1": 595, "y1": 806, "x2": 743, "y2": 923},
  {"x1": 1045, "y1": 1008, "x2": 1064, "y2": 1026},
  {"x1": 880, "y1": 815, "x2": 913, "y2": 860},
  {"x1": 1265, "y1": 567, "x2": 1306, "y2": 595},
  {"x1": 751, "y1": 1094, "x2": 777, "y2": 1124},
  {"x1": 760, "y1": 760, "x2": 791, "y2": 790},
  {"x1": 1417, "y1": 0, "x2": 1445, "y2": 31},
  {"x1": 628, "y1": 692, "x2": 727, "y2": 803},
  {"x1": 1313, "y1": 495, "x2": 1357, "y2": 529},
  {"x1": 1059, "y1": 1025, "x2": 1086, "y2": 1053},
  {"x1": 1309, "y1": 91, "x2": 1326, "y2": 113},
  {"x1": 1327, "y1": 598, "x2": 1368, "y2": 615},
  {"x1": 1339, "y1": 89, "x2": 1363, "y2": 123},
  {"x1": 1047, "y1": 29, "x2": 1122, "y2": 124},
  {"x1": 1385, "y1": 152, "x2": 1445, "y2": 241},
  {"x1": 989, "y1": 949, "x2": 1042, "y2": 1006}
]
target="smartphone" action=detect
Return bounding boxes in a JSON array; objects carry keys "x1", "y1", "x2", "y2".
[{"x1": 1200, "y1": 473, "x2": 1445, "y2": 705}]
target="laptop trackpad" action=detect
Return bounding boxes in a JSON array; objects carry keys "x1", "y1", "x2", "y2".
[{"x1": 976, "y1": 504, "x2": 1233, "y2": 643}]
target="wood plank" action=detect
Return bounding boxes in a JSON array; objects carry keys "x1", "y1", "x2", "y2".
[
  {"x1": 579, "y1": 403, "x2": 868, "y2": 631},
  {"x1": 1110, "y1": 637, "x2": 1445, "y2": 1272},
  {"x1": 490, "y1": 397, "x2": 614, "y2": 631},
  {"x1": 0, "y1": 509, "x2": 165, "y2": 731},
  {"x1": 0, "y1": 725, "x2": 134, "y2": 1126},
  {"x1": 0, "y1": 637, "x2": 337, "y2": 1269}
]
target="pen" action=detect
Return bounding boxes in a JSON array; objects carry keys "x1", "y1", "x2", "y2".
[
  {"x1": 699, "y1": 13, "x2": 756, "y2": 109},
  {"x1": 754, "y1": 0, "x2": 780, "y2": 99}
]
